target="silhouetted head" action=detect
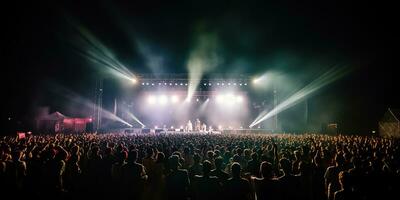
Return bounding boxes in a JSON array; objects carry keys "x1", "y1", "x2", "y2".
[
  {"x1": 231, "y1": 162, "x2": 241, "y2": 178},
  {"x1": 260, "y1": 161, "x2": 273, "y2": 178},
  {"x1": 203, "y1": 160, "x2": 212, "y2": 176},
  {"x1": 214, "y1": 156, "x2": 223, "y2": 170}
]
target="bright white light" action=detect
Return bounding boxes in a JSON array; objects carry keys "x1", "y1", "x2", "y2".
[
  {"x1": 147, "y1": 95, "x2": 156, "y2": 104},
  {"x1": 209, "y1": 83, "x2": 212, "y2": 86},
  {"x1": 169, "y1": 83, "x2": 172, "y2": 86},
  {"x1": 171, "y1": 126, "x2": 174, "y2": 129},
  {"x1": 180, "y1": 126, "x2": 184, "y2": 129},
  {"x1": 164, "y1": 83, "x2": 167, "y2": 85},
  {"x1": 228, "y1": 83, "x2": 231, "y2": 85},
  {"x1": 158, "y1": 95, "x2": 168, "y2": 105},
  {"x1": 180, "y1": 83, "x2": 183, "y2": 86},
  {"x1": 252, "y1": 77, "x2": 261, "y2": 84},
  {"x1": 155, "y1": 126, "x2": 158, "y2": 129},
  {"x1": 218, "y1": 125, "x2": 222, "y2": 130},
  {"x1": 146, "y1": 83, "x2": 149, "y2": 85},
  {"x1": 142, "y1": 82, "x2": 145, "y2": 85},
  {"x1": 159, "y1": 83, "x2": 162, "y2": 85},
  {"x1": 236, "y1": 96, "x2": 243, "y2": 103},
  {"x1": 171, "y1": 95, "x2": 179, "y2": 103},
  {"x1": 239, "y1": 83, "x2": 242, "y2": 86},
  {"x1": 244, "y1": 83, "x2": 247, "y2": 85},
  {"x1": 221, "y1": 83, "x2": 225, "y2": 86},
  {"x1": 131, "y1": 78, "x2": 137, "y2": 84},
  {"x1": 217, "y1": 83, "x2": 220, "y2": 85},
  {"x1": 151, "y1": 83, "x2": 154, "y2": 86},
  {"x1": 185, "y1": 83, "x2": 188, "y2": 86},
  {"x1": 196, "y1": 98, "x2": 199, "y2": 102},
  {"x1": 233, "y1": 83, "x2": 236, "y2": 85},
  {"x1": 216, "y1": 95, "x2": 224, "y2": 103}
]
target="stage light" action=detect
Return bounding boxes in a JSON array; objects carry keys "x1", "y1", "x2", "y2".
[
  {"x1": 239, "y1": 83, "x2": 242, "y2": 86},
  {"x1": 155, "y1": 126, "x2": 158, "y2": 129},
  {"x1": 209, "y1": 83, "x2": 212, "y2": 86},
  {"x1": 142, "y1": 83, "x2": 145, "y2": 85},
  {"x1": 252, "y1": 77, "x2": 260, "y2": 84},
  {"x1": 217, "y1": 83, "x2": 220, "y2": 85},
  {"x1": 206, "y1": 98, "x2": 209, "y2": 101},
  {"x1": 169, "y1": 83, "x2": 172, "y2": 86},
  {"x1": 236, "y1": 96, "x2": 243, "y2": 103},
  {"x1": 216, "y1": 95, "x2": 224, "y2": 103},
  {"x1": 185, "y1": 83, "x2": 188, "y2": 86},
  {"x1": 159, "y1": 95, "x2": 168, "y2": 105},
  {"x1": 196, "y1": 98, "x2": 199, "y2": 102},
  {"x1": 159, "y1": 83, "x2": 162, "y2": 85},
  {"x1": 175, "y1": 83, "x2": 178, "y2": 86},
  {"x1": 240, "y1": 126, "x2": 243, "y2": 129},
  {"x1": 204, "y1": 83, "x2": 207, "y2": 86},
  {"x1": 180, "y1": 83, "x2": 183, "y2": 86},
  {"x1": 233, "y1": 83, "x2": 237, "y2": 86},
  {"x1": 180, "y1": 126, "x2": 184, "y2": 129},
  {"x1": 221, "y1": 83, "x2": 225, "y2": 86},
  {"x1": 164, "y1": 83, "x2": 167, "y2": 85},
  {"x1": 151, "y1": 83, "x2": 154, "y2": 86},
  {"x1": 218, "y1": 125, "x2": 222, "y2": 130},
  {"x1": 146, "y1": 83, "x2": 149, "y2": 85},
  {"x1": 171, "y1": 95, "x2": 179, "y2": 103},
  {"x1": 147, "y1": 95, "x2": 156, "y2": 104},
  {"x1": 228, "y1": 83, "x2": 231, "y2": 85},
  {"x1": 171, "y1": 126, "x2": 174, "y2": 129}
]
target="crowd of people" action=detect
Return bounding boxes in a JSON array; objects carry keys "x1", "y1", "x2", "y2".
[{"x1": 1, "y1": 132, "x2": 399, "y2": 200}]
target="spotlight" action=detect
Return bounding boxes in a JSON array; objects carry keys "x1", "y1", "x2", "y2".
[
  {"x1": 151, "y1": 83, "x2": 154, "y2": 86},
  {"x1": 244, "y1": 83, "x2": 247, "y2": 86},
  {"x1": 217, "y1": 83, "x2": 220, "y2": 85},
  {"x1": 204, "y1": 83, "x2": 207, "y2": 86},
  {"x1": 147, "y1": 95, "x2": 156, "y2": 104},
  {"x1": 180, "y1": 83, "x2": 183, "y2": 86},
  {"x1": 216, "y1": 95, "x2": 224, "y2": 103},
  {"x1": 221, "y1": 83, "x2": 225, "y2": 86},
  {"x1": 171, "y1": 95, "x2": 179, "y2": 103},
  {"x1": 218, "y1": 125, "x2": 222, "y2": 130},
  {"x1": 158, "y1": 95, "x2": 168, "y2": 105},
  {"x1": 239, "y1": 83, "x2": 242, "y2": 86},
  {"x1": 233, "y1": 83, "x2": 237, "y2": 86},
  {"x1": 180, "y1": 126, "x2": 184, "y2": 129},
  {"x1": 142, "y1": 83, "x2": 145, "y2": 85},
  {"x1": 175, "y1": 83, "x2": 178, "y2": 86},
  {"x1": 164, "y1": 83, "x2": 167, "y2": 85},
  {"x1": 228, "y1": 83, "x2": 231, "y2": 85},
  {"x1": 159, "y1": 83, "x2": 162, "y2": 85},
  {"x1": 209, "y1": 83, "x2": 212, "y2": 86},
  {"x1": 196, "y1": 98, "x2": 199, "y2": 102},
  {"x1": 169, "y1": 83, "x2": 172, "y2": 86},
  {"x1": 131, "y1": 78, "x2": 137, "y2": 84},
  {"x1": 146, "y1": 83, "x2": 149, "y2": 85},
  {"x1": 170, "y1": 126, "x2": 174, "y2": 129},
  {"x1": 185, "y1": 83, "x2": 188, "y2": 86},
  {"x1": 236, "y1": 96, "x2": 243, "y2": 103}
]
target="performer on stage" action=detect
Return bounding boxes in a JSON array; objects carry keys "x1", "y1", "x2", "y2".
[
  {"x1": 195, "y1": 118, "x2": 201, "y2": 131},
  {"x1": 201, "y1": 123, "x2": 207, "y2": 132},
  {"x1": 187, "y1": 120, "x2": 193, "y2": 132}
]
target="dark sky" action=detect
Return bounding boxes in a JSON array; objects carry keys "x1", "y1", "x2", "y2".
[{"x1": 2, "y1": 0, "x2": 398, "y2": 133}]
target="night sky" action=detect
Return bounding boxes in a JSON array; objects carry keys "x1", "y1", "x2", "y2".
[{"x1": 2, "y1": 0, "x2": 398, "y2": 134}]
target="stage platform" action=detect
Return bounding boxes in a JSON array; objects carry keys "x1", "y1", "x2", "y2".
[{"x1": 121, "y1": 128, "x2": 274, "y2": 135}]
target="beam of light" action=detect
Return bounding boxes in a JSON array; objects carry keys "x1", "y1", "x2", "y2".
[
  {"x1": 147, "y1": 95, "x2": 156, "y2": 105},
  {"x1": 49, "y1": 83, "x2": 133, "y2": 127},
  {"x1": 187, "y1": 31, "x2": 223, "y2": 100},
  {"x1": 126, "y1": 111, "x2": 146, "y2": 128},
  {"x1": 158, "y1": 95, "x2": 168, "y2": 105},
  {"x1": 198, "y1": 98, "x2": 210, "y2": 114},
  {"x1": 67, "y1": 19, "x2": 137, "y2": 83},
  {"x1": 250, "y1": 65, "x2": 352, "y2": 128}
]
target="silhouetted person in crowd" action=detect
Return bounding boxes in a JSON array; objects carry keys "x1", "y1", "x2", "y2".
[
  {"x1": 247, "y1": 153, "x2": 260, "y2": 177},
  {"x1": 210, "y1": 156, "x2": 230, "y2": 184},
  {"x1": 192, "y1": 160, "x2": 221, "y2": 200},
  {"x1": 252, "y1": 161, "x2": 280, "y2": 200},
  {"x1": 278, "y1": 158, "x2": 300, "y2": 200},
  {"x1": 224, "y1": 162, "x2": 252, "y2": 200},
  {"x1": 325, "y1": 154, "x2": 345, "y2": 200},
  {"x1": 166, "y1": 155, "x2": 190, "y2": 200},
  {"x1": 334, "y1": 171, "x2": 361, "y2": 200},
  {"x1": 122, "y1": 149, "x2": 147, "y2": 200},
  {"x1": 189, "y1": 153, "x2": 203, "y2": 178}
]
